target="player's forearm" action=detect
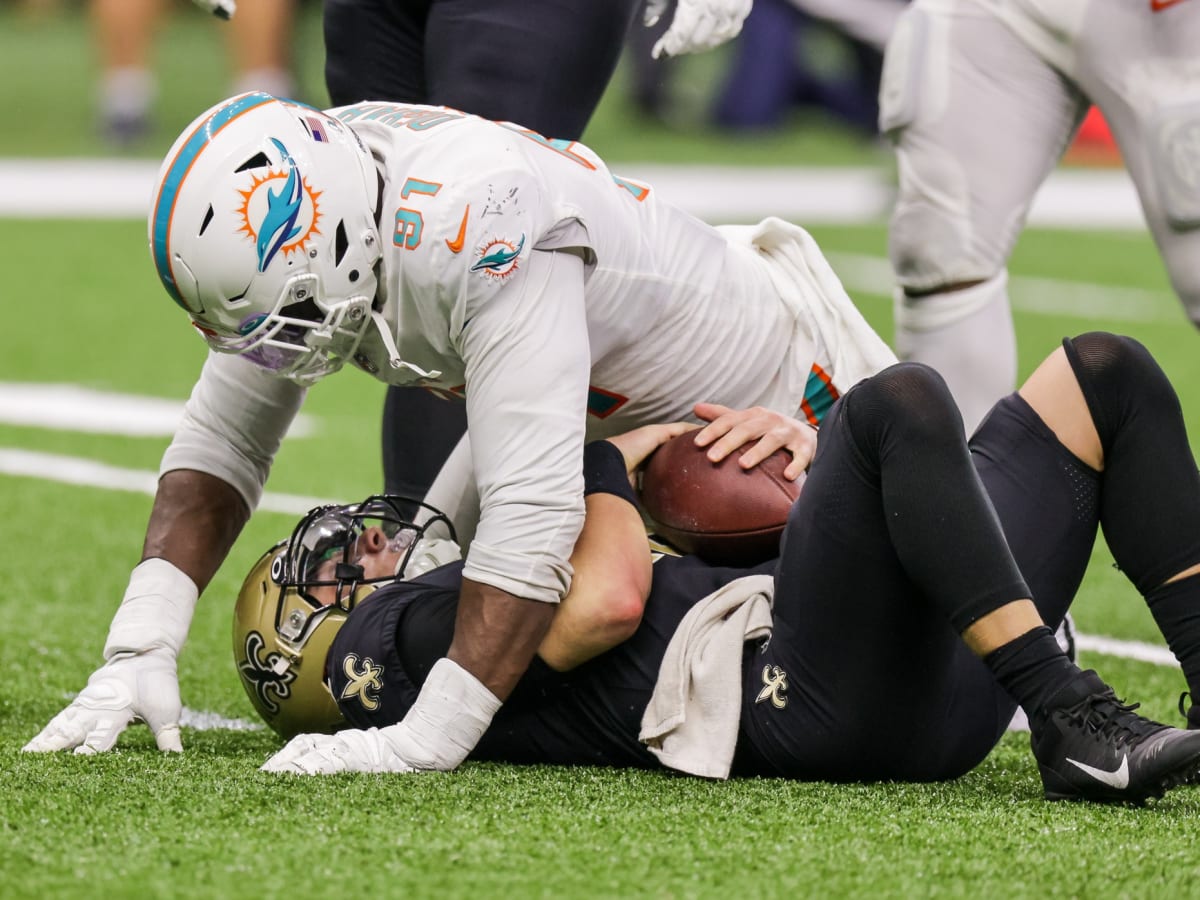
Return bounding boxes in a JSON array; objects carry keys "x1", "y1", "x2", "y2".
[
  {"x1": 539, "y1": 493, "x2": 652, "y2": 671},
  {"x1": 141, "y1": 469, "x2": 250, "y2": 593},
  {"x1": 447, "y1": 578, "x2": 557, "y2": 699}
]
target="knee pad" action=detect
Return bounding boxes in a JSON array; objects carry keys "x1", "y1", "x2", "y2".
[
  {"x1": 1147, "y1": 101, "x2": 1200, "y2": 232},
  {"x1": 888, "y1": 186, "x2": 1004, "y2": 291},
  {"x1": 887, "y1": 199, "x2": 981, "y2": 291}
]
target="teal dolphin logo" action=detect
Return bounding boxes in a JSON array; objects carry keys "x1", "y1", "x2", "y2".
[
  {"x1": 470, "y1": 234, "x2": 525, "y2": 274},
  {"x1": 256, "y1": 138, "x2": 304, "y2": 273}
]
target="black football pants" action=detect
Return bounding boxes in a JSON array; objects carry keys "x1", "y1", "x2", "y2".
[{"x1": 734, "y1": 364, "x2": 1100, "y2": 781}]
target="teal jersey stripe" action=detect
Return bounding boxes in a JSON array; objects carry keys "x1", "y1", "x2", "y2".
[{"x1": 801, "y1": 366, "x2": 839, "y2": 425}]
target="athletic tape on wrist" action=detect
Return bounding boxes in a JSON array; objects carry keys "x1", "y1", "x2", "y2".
[
  {"x1": 103, "y1": 558, "x2": 199, "y2": 660},
  {"x1": 390, "y1": 658, "x2": 502, "y2": 771},
  {"x1": 583, "y1": 440, "x2": 638, "y2": 507}
]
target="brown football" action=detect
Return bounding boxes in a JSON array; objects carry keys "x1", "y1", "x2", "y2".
[{"x1": 639, "y1": 432, "x2": 805, "y2": 566}]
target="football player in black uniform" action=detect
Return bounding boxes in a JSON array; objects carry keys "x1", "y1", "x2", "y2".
[{"x1": 240, "y1": 332, "x2": 1200, "y2": 804}]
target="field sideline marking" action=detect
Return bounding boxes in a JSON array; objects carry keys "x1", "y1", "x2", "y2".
[
  {"x1": 6, "y1": 447, "x2": 1179, "y2": 679},
  {"x1": 0, "y1": 159, "x2": 1150, "y2": 229},
  {"x1": 0, "y1": 448, "x2": 338, "y2": 515},
  {"x1": 181, "y1": 707, "x2": 264, "y2": 732},
  {"x1": 0, "y1": 382, "x2": 315, "y2": 437},
  {"x1": 825, "y1": 252, "x2": 1179, "y2": 325}
]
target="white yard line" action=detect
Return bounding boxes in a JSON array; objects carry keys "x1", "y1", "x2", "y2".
[
  {"x1": 0, "y1": 448, "x2": 337, "y2": 515},
  {"x1": 825, "y1": 252, "x2": 1180, "y2": 325},
  {"x1": 0, "y1": 158, "x2": 1149, "y2": 229},
  {"x1": 0, "y1": 382, "x2": 314, "y2": 437},
  {"x1": 1, "y1": 160, "x2": 1170, "y2": 322},
  {"x1": 180, "y1": 707, "x2": 265, "y2": 732}
]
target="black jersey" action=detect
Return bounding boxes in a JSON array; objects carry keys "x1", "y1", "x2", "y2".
[{"x1": 327, "y1": 555, "x2": 772, "y2": 768}]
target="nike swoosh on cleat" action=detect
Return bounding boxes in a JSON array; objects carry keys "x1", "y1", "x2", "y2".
[
  {"x1": 1150, "y1": 0, "x2": 1190, "y2": 11},
  {"x1": 445, "y1": 205, "x2": 470, "y2": 253},
  {"x1": 1066, "y1": 754, "x2": 1130, "y2": 789}
]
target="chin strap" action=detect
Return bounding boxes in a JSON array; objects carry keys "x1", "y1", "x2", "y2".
[{"x1": 369, "y1": 309, "x2": 442, "y2": 382}]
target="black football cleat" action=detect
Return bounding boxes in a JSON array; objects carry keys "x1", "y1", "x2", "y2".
[{"x1": 1031, "y1": 670, "x2": 1200, "y2": 804}]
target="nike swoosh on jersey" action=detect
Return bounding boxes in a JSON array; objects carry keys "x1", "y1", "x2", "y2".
[
  {"x1": 1150, "y1": 0, "x2": 1190, "y2": 12},
  {"x1": 445, "y1": 205, "x2": 470, "y2": 253},
  {"x1": 1066, "y1": 754, "x2": 1130, "y2": 789}
]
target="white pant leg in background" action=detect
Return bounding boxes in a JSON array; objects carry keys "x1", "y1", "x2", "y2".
[
  {"x1": 880, "y1": 0, "x2": 1086, "y2": 433},
  {"x1": 1058, "y1": 0, "x2": 1200, "y2": 327}
]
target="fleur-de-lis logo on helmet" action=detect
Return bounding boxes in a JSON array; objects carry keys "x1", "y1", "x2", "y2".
[{"x1": 238, "y1": 630, "x2": 297, "y2": 714}]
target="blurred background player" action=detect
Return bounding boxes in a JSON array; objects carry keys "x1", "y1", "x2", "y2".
[
  {"x1": 93, "y1": 0, "x2": 297, "y2": 147},
  {"x1": 880, "y1": 0, "x2": 1200, "y2": 433},
  {"x1": 711, "y1": 0, "x2": 905, "y2": 138}
]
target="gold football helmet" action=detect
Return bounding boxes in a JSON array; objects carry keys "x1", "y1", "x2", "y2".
[{"x1": 232, "y1": 495, "x2": 457, "y2": 738}]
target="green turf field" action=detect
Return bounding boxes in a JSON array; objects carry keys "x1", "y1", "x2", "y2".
[{"x1": 3, "y1": 6, "x2": 1200, "y2": 899}]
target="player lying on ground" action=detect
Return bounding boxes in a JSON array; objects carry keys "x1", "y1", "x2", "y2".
[
  {"x1": 22, "y1": 92, "x2": 895, "y2": 765},
  {"x1": 238, "y1": 332, "x2": 1200, "y2": 804}
]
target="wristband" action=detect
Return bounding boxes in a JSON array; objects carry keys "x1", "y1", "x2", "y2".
[
  {"x1": 582, "y1": 440, "x2": 638, "y2": 507},
  {"x1": 103, "y1": 558, "x2": 199, "y2": 660}
]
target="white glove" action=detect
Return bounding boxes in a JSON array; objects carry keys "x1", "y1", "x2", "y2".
[
  {"x1": 191, "y1": 0, "x2": 236, "y2": 20},
  {"x1": 23, "y1": 558, "x2": 198, "y2": 754},
  {"x1": 261, "y1": 657, "x2": 501, "y2": 774},
  {"x1": 260, "y1": 727, "x2": 418, "y2": 774},
  {"x1": 22, "y1": 649, "x2": 183, "y2": 753},
  {"x1": 644, "y1": 0, "x2": 752, "y2": 58}
]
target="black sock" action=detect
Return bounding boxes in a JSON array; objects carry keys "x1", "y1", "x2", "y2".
[
  {"x1": 984, "y1": 626, "x2": 1081, "y2": 718},
  {"x1": 1146, "y1": 573, "x2": 1200, "y2": 702}
]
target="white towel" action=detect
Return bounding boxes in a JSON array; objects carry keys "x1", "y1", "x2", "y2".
[
  {"x1": 639, "y1": 574, "x2": 775, "y2": 779},
  {"x1": 719, "y1": 217, "x2": 898, "y2": 398}
]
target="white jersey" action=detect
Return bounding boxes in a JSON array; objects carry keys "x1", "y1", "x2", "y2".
[{"x1": 163, "y1": 102, "x2": 895, "y2": 605}]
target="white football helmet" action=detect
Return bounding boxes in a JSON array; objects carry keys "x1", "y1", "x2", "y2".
[
  {"x1": 149, "y1": 92, "x2": 382, "y2": 385},
  {"x1": 233, "y1": 495, "x2": 460, "y2": 738}
]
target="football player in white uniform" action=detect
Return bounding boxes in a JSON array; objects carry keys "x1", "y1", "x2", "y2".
[
  {"x1": 23, "y1": 92, "x2": 895, "y2": 769},
  {"x1": 881, "y1": 0, "x2": 1200, "y2": 433}
]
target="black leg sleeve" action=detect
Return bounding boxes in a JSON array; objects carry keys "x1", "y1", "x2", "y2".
[
  {"x1": 842, "y1": 362, "x2": 1031, "y2": 632},
  {"x1": 382, "y1": 388, "x2": 468, "y2": 504},
  {"x1": 1063, "y1": 332, "x2": 1200, "y2": 593},
  {"x1": 1064, "y1": 332, "x2": 1200, "y2": 700}
]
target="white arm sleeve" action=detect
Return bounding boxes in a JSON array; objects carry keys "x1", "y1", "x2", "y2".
[
  {"x1": 456, "y1": 249, "x2": 590, "y2": 604},
  {"x1": 159, "y1": 352, "x2": 306, "y2": 511}
]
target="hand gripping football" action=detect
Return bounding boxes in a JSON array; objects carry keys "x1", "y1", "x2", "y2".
[{"x1": 639, "y1": 432, "x2": 804, "y2": 566}]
